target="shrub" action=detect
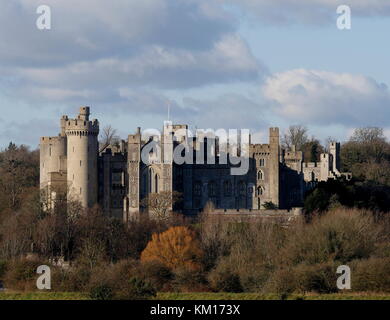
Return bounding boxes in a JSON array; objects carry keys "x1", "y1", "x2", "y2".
[
  {"x1": 263, "y1": 268, "x2": 296, "y2": 299},
  {"x1": 208, "y1": 264, "x2": 243, "y2": 293},
  {"x1": 292, "y1": 262, "x2": 338, "y2": 294},
  {"x1": 52, "y1": 263, "x2": 94, "y2": 292},
  {"x1": 3, "y1": 257, "x2": 46, "y2": 291},
  {"x1": 115, "y1": 277, "x2": 156, "y2": 300},
  {"x1": 90, "y1": 284, "x2": 114, "y2": 300},
  {"x1": 352, "y1": 257, "x2": 390, "y2": 292},
  {"x1": 86, "y1": 259, "x2": 156, "y2": 300},
  {"x1": 0, "y1": 260, "x2": 7, "y2": 279},
  {"x1": 280, "y1": 208, "x2": 384, "y2": 265},
  {"x1": 140, "y1": 261, "x2": 173, "y2": 291},
  {"x1": 172, "y1": 267, "x2": 209, "y2": 292}
]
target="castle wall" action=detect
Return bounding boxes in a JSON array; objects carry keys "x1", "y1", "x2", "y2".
[
  {"x1": 98, "y1": 149, "x2": 126, "y2": 219},
  {"x1": 319, "y1": 153, "x2": 330, "y2": 181},
  {"x1": 40, "y1": 136, "x2": 67, "y2": 188},
  {"x1": 40, "y1": 107, "x2": 349, "y2": 220}
]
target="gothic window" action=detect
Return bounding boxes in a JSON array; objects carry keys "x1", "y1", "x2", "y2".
[
  {"x1": 223, "y1": 181, "x2": 232, "y2": 196},
  {"x1": 208, "y1": 181, "x2": 216, "y2": 197},
  {"x1": 194, "y1": 181, "x2": 202, "y2": 196},
  {"x1": 259, "y1": 158, "x2": 265, "y2": 166},
  {"x1": 256, "y1": 186, "x2": 264, "y2": 196},
  {"x1": 148, "y1": 168, "x2": 154, "y2": 193},
  {"x1": 238, "y1": 181, "x2": 246, "y2": 196},
  {"x1": 257, "y1": 170, "x2": 264, "y2": 180}
]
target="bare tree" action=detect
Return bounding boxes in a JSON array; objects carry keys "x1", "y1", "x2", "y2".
[
  {"x1": 0, "y1": 143, "x2": 39, "y2": 210},
  {"x1": 141, "y1": 191, "x2": 182, "y2": 221},
  {"x1": 99, "y1": 125, "x2": 120, "y2": 153},
  {"x1": 349, "y1": 127, "x2": 389, "y2": 163},
  {"x1": 282, "y1": 125, "x2": 308, "y2": 150},
  {"x1": 350, "y1": 127, "x2": 385, "y2": 144}
]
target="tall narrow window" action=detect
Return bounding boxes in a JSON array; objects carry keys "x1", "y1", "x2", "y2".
[
  {"x1": 208, "y1": 181, "x2": 216, "y2": 197},
  {"x1": 259, "y1": 159, "x2": 265, "y2": 166},
  {"x1": 194, "y1": 181, "x2": 202, "y2": 196},
  {"x1": 154, "y1": 174, "x2": 159, "y2": 193},
  {"x1": 148, "y1": 168, "x2": 154, "y2": 193},
  {"x1": 257, "y1": 170, "x2": 264, "y2": 180},
  {"x1": 223, "y1": 181, "x2": 232, "y2": 196}
]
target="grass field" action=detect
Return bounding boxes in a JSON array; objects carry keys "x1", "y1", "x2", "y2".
[{"x1": 1, "y1": 291, "x2": 389, "y2": 300}]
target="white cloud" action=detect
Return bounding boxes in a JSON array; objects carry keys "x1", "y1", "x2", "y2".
[
  {"x1": 262, "y1": 69, "x2": 390, "y2": 126},
  {"x1": 0, "y1": 0, "x2": 263, "y2": 108},
  {"x1": 10, "y1": 34, "x2": 261, "y2": 92}
]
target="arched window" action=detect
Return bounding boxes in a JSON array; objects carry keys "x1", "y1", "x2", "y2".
[
  {"x1": 256, "y1": 186, "x2": 264, "y2": 196},
  {"x1": 223, "y1": 181, "x2": 232, "y2": 196},
  {"x1": 208, "y1": 181, "x2": 216, "y2": 197},
  {"x1": 257, "y1": 170, "x2": 264, "y2": 180},
  {"x1": 194, "y1": 181, "x2": 202, "y2": 196}
]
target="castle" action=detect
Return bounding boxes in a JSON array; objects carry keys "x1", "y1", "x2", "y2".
[{"x1": 40, "y1": 107, "x2": 350, "y2": 220}]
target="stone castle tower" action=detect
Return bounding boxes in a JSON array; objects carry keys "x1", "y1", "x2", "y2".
[{"x1": 40, "y1": 107, "x2": 99, "y2": 208}]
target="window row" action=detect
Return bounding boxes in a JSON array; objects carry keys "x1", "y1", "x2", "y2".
[{"x1": 193, "y1": 181, "x2": 265, "y2": 197}]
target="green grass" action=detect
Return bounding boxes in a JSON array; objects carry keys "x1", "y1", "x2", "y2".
[
  {"x1": 0, "y1": 291, "x2": 389, "y2": 300},
  {"x1": 0, "y1": 291, "x2": 90, "y2": 300},
  {"x1": 156, "y1": 292, "x2": 390, "y2": 300}
]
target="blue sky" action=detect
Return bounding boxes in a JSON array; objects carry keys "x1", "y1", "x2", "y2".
[{"x1": 0, "y1": 0, "x2": 389, "y2": 148}]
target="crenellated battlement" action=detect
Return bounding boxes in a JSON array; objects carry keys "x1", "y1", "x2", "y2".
[
  {"x1": 65, "y1": 118, "x2": 99, "y2": 135},
  {"x1": 269, "y1": 127, "x2": 279, "y2": 136},
  {"x1": 40, "y1": 136, "x2": 66, "y2": 143}
]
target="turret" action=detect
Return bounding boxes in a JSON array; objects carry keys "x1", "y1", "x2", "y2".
[
  {"x1": 269, "y1": 127, "x2": 280, "y2": 207},
  {"x1": 65, "y1": 106, "x2": 99, "y2": 207},
  {"x1": 125, "y1": 128, "x2": 142, "y2": 221},
  {"x1": 329, "y1": 142, "x2": 341, "y2": 174}
]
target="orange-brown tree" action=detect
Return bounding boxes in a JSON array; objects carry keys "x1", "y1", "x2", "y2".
[{"x1": 141, "y1": 226, "x2": 202, "y2": 271}]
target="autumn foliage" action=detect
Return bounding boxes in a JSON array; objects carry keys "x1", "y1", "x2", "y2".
[{"x1": 141, "y1": 226, "x2": 203, "y2": 271}]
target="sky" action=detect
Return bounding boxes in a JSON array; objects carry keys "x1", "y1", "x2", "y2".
[{"x1": 0, "y1": 0, "x2": 390, "y2": 148}]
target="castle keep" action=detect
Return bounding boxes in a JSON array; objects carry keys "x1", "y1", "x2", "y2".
[{"x1": 40, "y1": 107, "x2": 349, "y2": 220}]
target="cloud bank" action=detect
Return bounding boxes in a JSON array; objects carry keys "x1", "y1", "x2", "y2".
[{"x1": 262, "y1": 69, "x2": 390, "y2": 126}]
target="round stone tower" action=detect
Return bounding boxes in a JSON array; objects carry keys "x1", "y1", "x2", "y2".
[{"x1": 65, "y1": 106, "x2": 99, "y2": 208}]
